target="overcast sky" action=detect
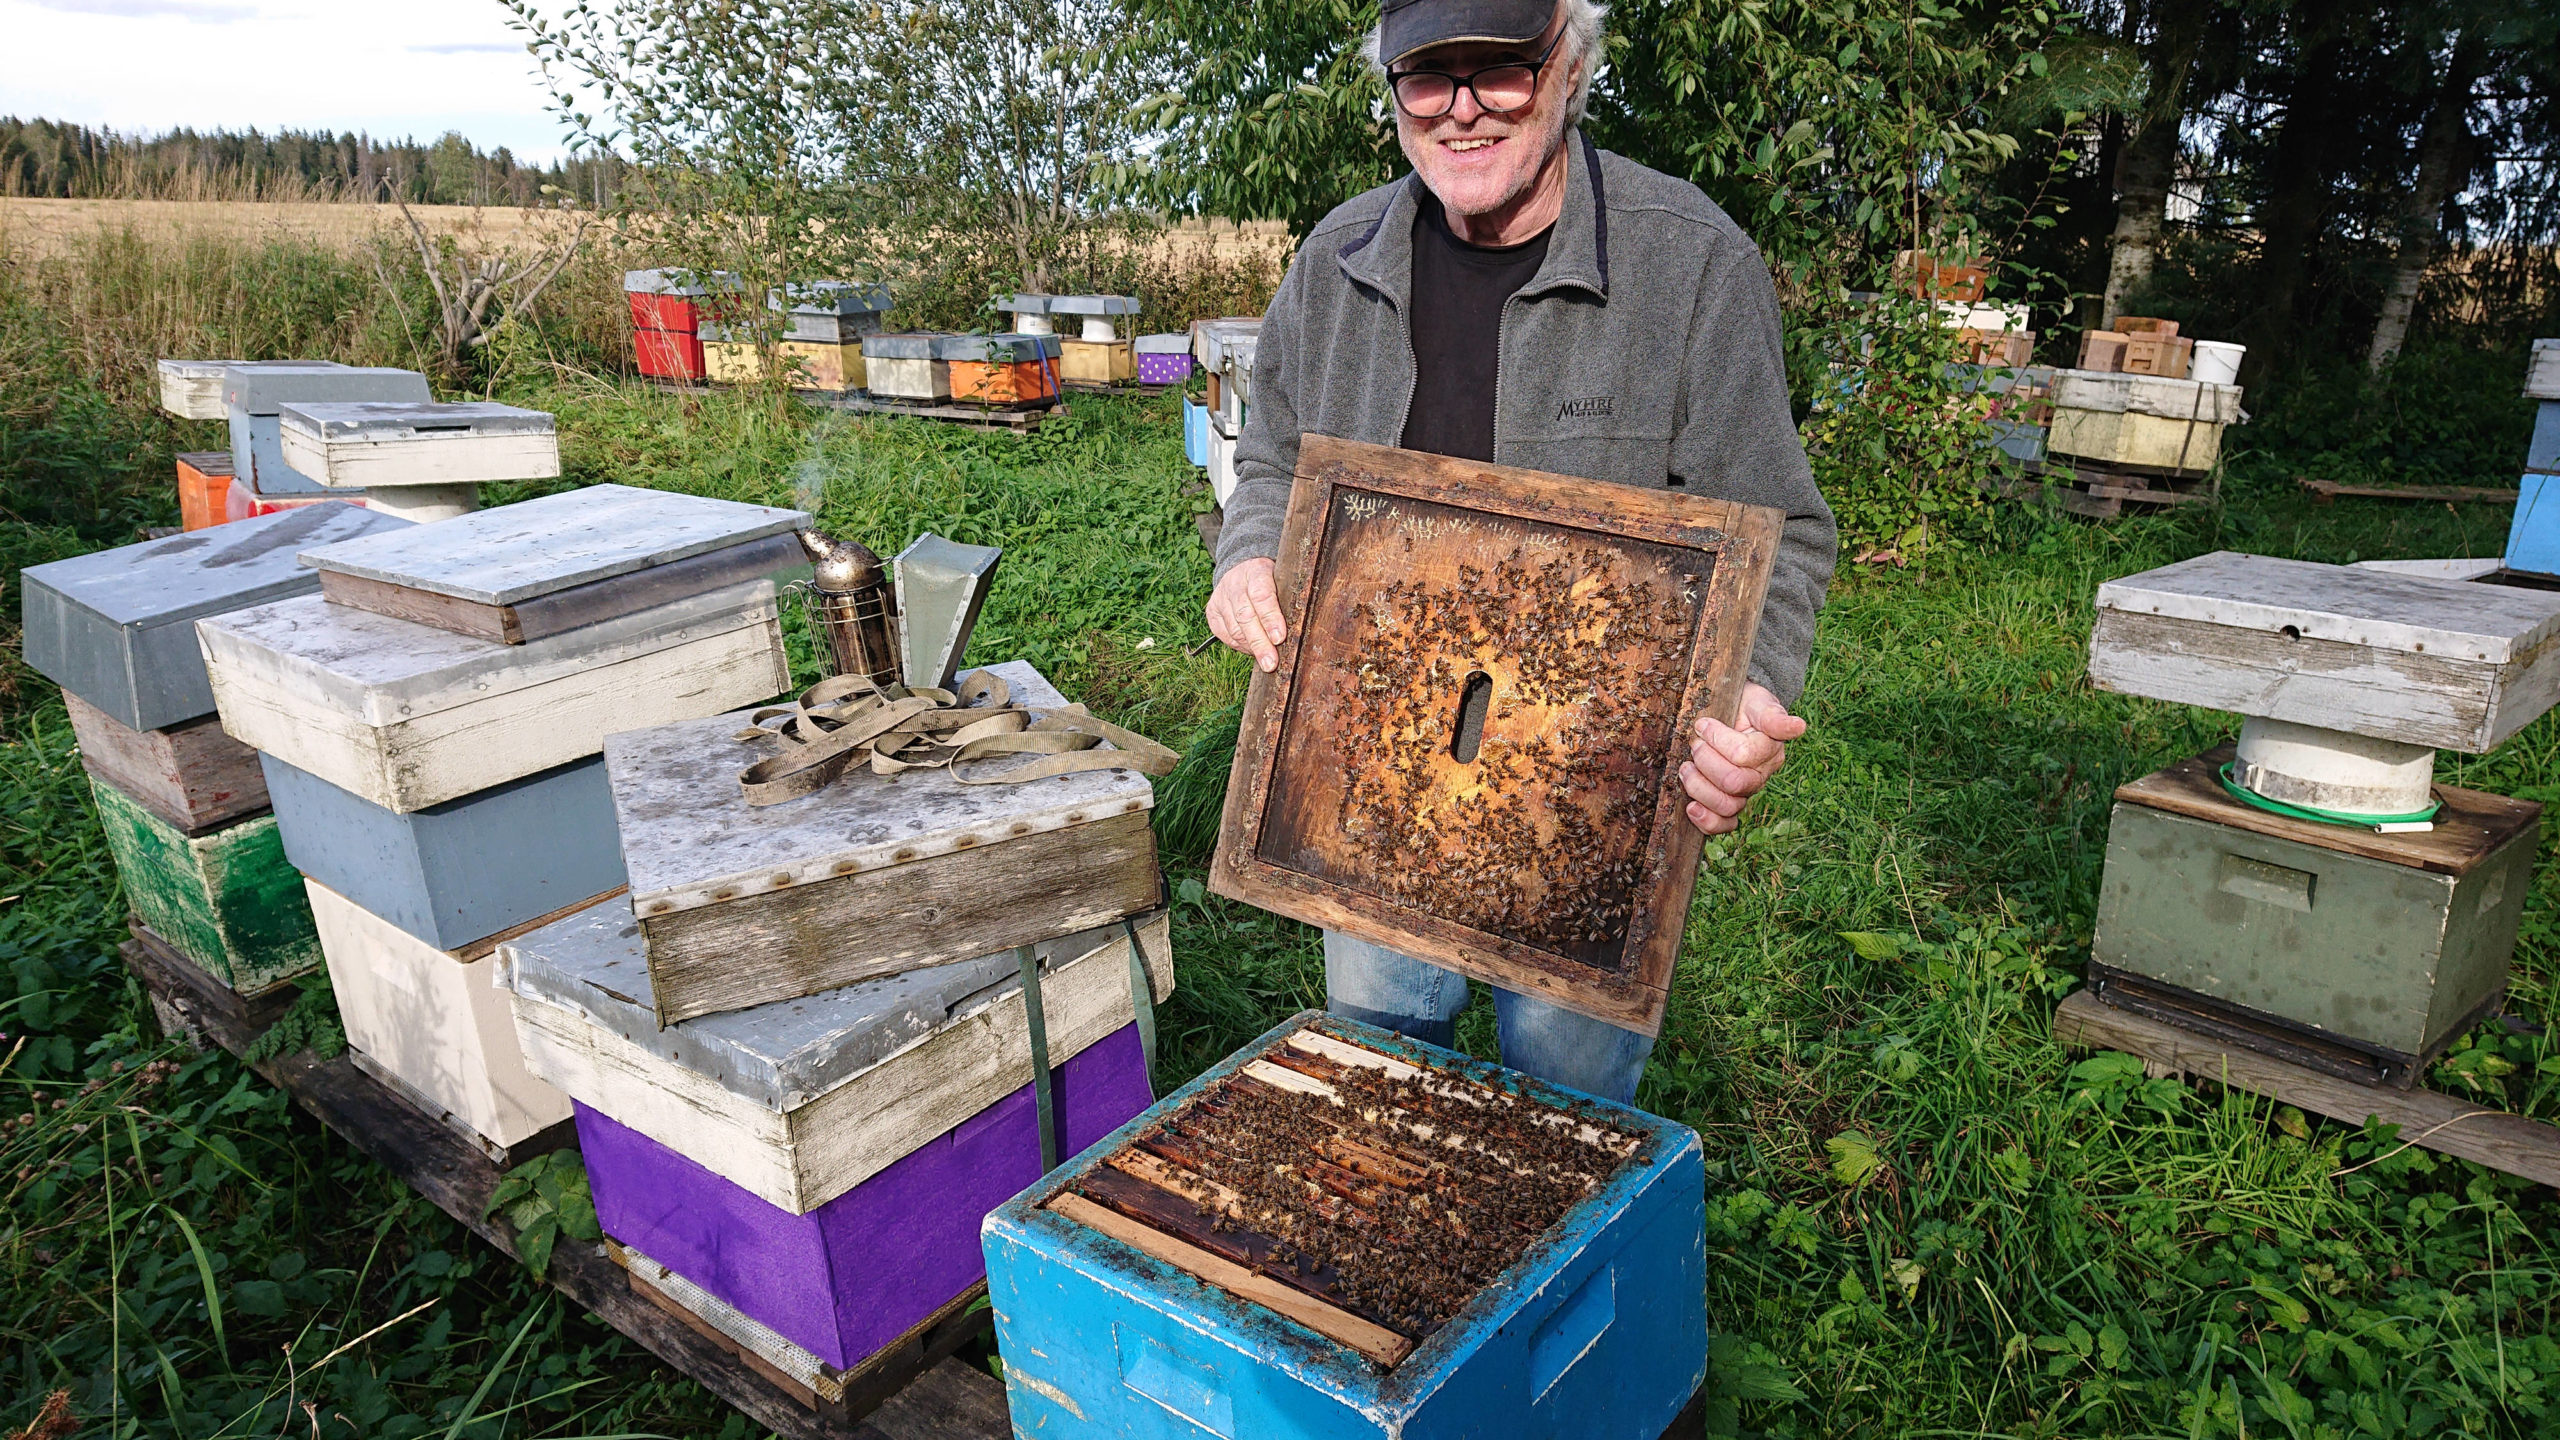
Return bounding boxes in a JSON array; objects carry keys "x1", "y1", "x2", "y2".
[{"x1": 8, "y1": 0, "x2": 572, "y2": 163}]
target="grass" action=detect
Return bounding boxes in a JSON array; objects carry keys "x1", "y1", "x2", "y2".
[{"x1": 3, "y1": 225, "x2": 2557, "y2": 1436}]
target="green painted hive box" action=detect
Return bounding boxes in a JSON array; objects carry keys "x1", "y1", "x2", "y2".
[
  {"x1": 2091, "y1": 747, "x2": 2541, "y2": 1082},
  {"x1": 92, "y1": 776, "x2": 321, "y2": 996}
]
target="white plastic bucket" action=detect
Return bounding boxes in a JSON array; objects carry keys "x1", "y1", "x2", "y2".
[{"x1": 2191, "y1": 340, "x2": 2245, "y2": 386}]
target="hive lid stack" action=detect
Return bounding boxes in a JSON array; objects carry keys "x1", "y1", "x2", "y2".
[
  {"x1": 2086, "y1": 552, "x2": 2560, "y2": 1083},
  {"x1": 497, "y1": 894, "x2": 1169, "y2": 1379},
  {"x1": 20, "y1": 503, "x2": 412, "y2": 1003},
  {"x1": 2507, "y1": 339, "x2": 2560, "y2": 578},
  {"x1": 224, "y1": 364, "x2": 431, "y2": 513},
  {"x1": 196, "y1": 483, "x2": 807, "y2": 1158},
  {"x1": 982, "y1": 1011, "x2": 1708, "y2": 1440},
  {"x1": 1191, "y1": 318, "x2": 1263, "y2": 504},
  {"x1": 557, "y1": 653, "x2": 1173, "y2": 1381},
  {"x1": 278, "y1": 401, "x2": 560, "y2": 524}
]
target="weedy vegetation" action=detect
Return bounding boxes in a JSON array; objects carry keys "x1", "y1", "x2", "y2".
[{"x1": 2, "y1": 219, "x2": 2555, "y2": 1439}]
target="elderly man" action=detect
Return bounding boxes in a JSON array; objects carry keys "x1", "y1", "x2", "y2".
[{"x1": 1205, "y1": 0, "x2": 1836, "y2": 1103}]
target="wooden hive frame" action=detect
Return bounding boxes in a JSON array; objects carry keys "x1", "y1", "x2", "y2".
[{"x1": 1211, "y1": 436, "x2": 1782, "y2": 1035}]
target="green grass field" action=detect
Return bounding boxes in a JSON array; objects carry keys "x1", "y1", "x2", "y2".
[{"x1": 5, "y1": 338, "x2": 2556, "y2": 1437}]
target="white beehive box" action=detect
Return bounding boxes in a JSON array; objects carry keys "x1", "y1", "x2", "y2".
[
  {"x1": 2089, "y1": 550, "x2": 2560, "y2": 752},
  {"x1": 306, "y1": 879, "x2": 573, "y2": 1152},
  {"x1": 499, "y1": 893, "x2": 1170, "y2": 1213},
  {"x1": 158, "y1": 359, "x2": 251, "y2": 420},
  {"x1": 2528, "y1": 339, "x2": 2559, "y2": 401},
  {"x1": 197, "y1": 580, "x2": 790, "y2": 813},
  {"x1": 278, "y1": 401, "x2": 561, "y2": 523},
  {"x1": 2047, "y1": 370, "x2": 2243, "y2": 472}
]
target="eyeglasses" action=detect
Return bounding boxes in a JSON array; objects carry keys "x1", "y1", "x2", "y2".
[{"x1": 1386, "y1": 33, "x2": 1561, "y2": 120}]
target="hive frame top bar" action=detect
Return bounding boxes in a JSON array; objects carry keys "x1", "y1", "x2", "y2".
[
  {"x1": 994, "y1": 1011, "x2": 1701, "y2": 1396},
  {"x1": 295, "y1": 483, "x2": 809, "y2": 605},
  {"x1": 606, "y1": 659, "x2": 1153, "y2": 918},
  {"x1": 2095, "y1": 550, "x2": 2560, "y2": 664}
]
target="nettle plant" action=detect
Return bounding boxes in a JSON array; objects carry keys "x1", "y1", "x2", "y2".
[{"x1": 1796, "y1": 284, "x2": 2006, "y2": 562}]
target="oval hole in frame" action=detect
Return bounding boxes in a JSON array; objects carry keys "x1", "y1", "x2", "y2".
[{"x1": 1451, "y1": 670, "x2": 1494, "y2": 763}]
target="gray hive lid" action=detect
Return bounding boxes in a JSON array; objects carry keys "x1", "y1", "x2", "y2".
[
  {"x1": 773, "y1": 281, "x2": 894, "y2": 316},
  {"x1": 935, "y1": 333, "x2": 1059, "y2": 363},
  {"x1": 997, "y1": 293, "x2": 1055, "y2": 314},
  {"x1": 1048, "y1": 295, "x2": 1141, "y2": 316},
  {"x1": 2094, "y1": 551, "x2": 2560, "y2": 664},
  {"x1": 1189, "y1": 317, "x2": 1263, "y2": 368},
  {"x1": 496, "y1": 891, "x2": 1113, "y2": 1111},
  {"x1": 2529, "y1": 338, "x2": 2559, "y2": 401},
  {"x1": 863, "y1": 333, "x2": 945, "y2": 361},
  {"x1": 1133, "y1": 333, "x2": 1189, "y2": 354},
  {"x1": 606, "y1": 659, "x2": 1155, "y2": 920},
  {"x1": 224, "y1": 365, "x2": 430, "y2": 415},
  {"x1": 295, "y1": 482, "x2": 809, "y2": 606},
  {"x1": 625, "y1": 268, "x2": 743, "y2": 295},
  {"x1": 278, "y1": 400, "x2": 557, "y2": 443},
  {"x1": 21, "y1": 501, "x2": 410, "y2": 635}
]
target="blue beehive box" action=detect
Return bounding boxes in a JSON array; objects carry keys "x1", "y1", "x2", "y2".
[
  {"x1": 261, "y1": 751, "x2": 628, "y2": 952},
  {"x1": 982, "y1": 1012, "x2": 1707, "y2": 1440},
  {"x1": 1184, "y1": 397, "x2": 1211, "y2": 468},
  {"x1": 225, "y1": 364, "x2": 430, "y2": 497},
  {"x1": 2508, "y1": 472, "x2": 2560, "y2": 579},
  {"x1": 2529, "y1": 400, "x2": 2558, "y2": 474}
]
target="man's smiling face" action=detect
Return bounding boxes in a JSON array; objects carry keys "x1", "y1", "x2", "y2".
[{"x1": 1393, "y1": 8, "x2": 1576, "y2": 223}]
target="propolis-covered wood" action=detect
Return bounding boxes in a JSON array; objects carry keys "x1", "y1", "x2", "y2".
[
  {"x1": 65, "y1": 692, "x2": 269, "y2": 834},
  {"x1": 1209, "y1": 437, "x2": 1781, "y2": 1036}
]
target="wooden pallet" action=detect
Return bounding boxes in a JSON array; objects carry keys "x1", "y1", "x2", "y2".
[
  {"x1": 2054, "y1": 990, "x2": 2560, "y2": 1188},
  {"x1": 812, "y1": 394, "x2": 1061, "y2": 432},
  {"x1": 2299, "y1": 476, "x2": 2521, "y2": 505},
  {"x1": 118, "y1": 920, "x2": 1009, "y2": 1440},
  {"x1": 1994, "y1": 463, "x2": 2216, "y2": 518}
]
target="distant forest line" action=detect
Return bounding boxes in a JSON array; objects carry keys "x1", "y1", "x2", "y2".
[{"x1": 0, "y1": 117, "x2": 623, "y2": 208}]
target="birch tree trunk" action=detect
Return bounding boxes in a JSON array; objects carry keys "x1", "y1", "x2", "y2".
[
  {"x1": 2101, "y1": 0, "x2": 2210, "y2": 327},
  {"x1": 2367, "y1": 29, "x2": 2486, "y2": 372}
]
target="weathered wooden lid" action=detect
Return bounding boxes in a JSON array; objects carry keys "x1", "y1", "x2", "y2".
[
  {"x1": 2090, "y1": 551, "x2": 2560, "y2": 750},
  {"x1": 2050, "y1": 370, "x2": 2243, "y2": 423},
  {"x1": 862, "y1": 333, "x2": 945, "y2": 361},
  {"x1": 196, "y1": 578, "x2": 778, "y2": 726},
  {"x1": 1048, "y1": 295, "x2": 1141, "y2": 316},
  {"x1": 223, "y1": 365, "x2": 430, "y2": 415},
  {"x1": 607, "y1": 659, "x2": 1155, "y2": 921},
  {"x1": 1189, "y1": 317, "x2": 1262, "y2": 368},
  {"x1": 277, "y1": 401, "x2": 557, "y2": 443},
  {"x1": 21, "y1": 501, "x2": 409, "y2": 633},
  {"x1": 2096, "y1": 552, "x2": 2560, "y2": 664},
  {"x1": 497, "y1": 891, "x2": 1035, "y2": 1111},
  {"x1": 294, "y1": 483, "x2": 808, "y2": 606},
  {"x1": 158, "y1": 358, "x2": 248, "y2": 382}
]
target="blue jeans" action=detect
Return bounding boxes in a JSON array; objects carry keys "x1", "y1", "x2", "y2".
[{"x1": 1323, "y1": 931, "x2": 1657, "y2": 1105}]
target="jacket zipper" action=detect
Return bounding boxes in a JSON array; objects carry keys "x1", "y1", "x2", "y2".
[{"x1": 1491, "y1": 290, "x2": 1515, "y2": 461}]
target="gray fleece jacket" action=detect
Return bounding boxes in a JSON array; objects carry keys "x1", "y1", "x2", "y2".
[{"x1": 1213, "y1": 131, "x2": 1837, "y2": 705}]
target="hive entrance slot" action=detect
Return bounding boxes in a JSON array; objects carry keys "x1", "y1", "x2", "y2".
[{"x1": 1450, "y1": 671, "x2": 1493, "y2": 763}]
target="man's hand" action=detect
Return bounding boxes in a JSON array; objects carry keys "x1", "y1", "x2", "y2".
[
  {"x1": 1679, "y1": 682, "x2": 1805, "y2": 835},
  {"x1": 1206, "y1": 557, "x2": 1289, "y2": 672}
]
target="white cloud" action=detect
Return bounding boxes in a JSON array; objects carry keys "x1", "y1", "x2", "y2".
[
  {"x1": 30, "y1": 0, "x2": 254, "y2": 18},
  {"x1": 409, "y1": 40, "x2": 523, "y2": 54}
]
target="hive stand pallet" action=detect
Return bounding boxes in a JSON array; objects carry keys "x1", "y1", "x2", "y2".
[
  {"x1": 2055, "y1": 990, "x2": 2560, "y2": 1189},
  {"x1": 1992, "y1": 463, "x2": 2216, "y2": 518},
  {"x1": 812, "y1": 393, "x2": 1059, "y2": 432},
  {"x1": 116, "y1": 934, "x2": 1009, "y2": 1440}
]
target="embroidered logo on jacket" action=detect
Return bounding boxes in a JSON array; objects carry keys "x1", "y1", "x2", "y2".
[{"x1": 1556, "y1": 395, "x2": 1615, "y2": 420}]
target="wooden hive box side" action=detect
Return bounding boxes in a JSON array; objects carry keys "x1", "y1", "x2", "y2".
[
  {"x1": 91, "y1": 777, "x2": 319, "y2": 994},
  {"x1": 65, "y1": 692, "x2": 270, "y2": 834}
]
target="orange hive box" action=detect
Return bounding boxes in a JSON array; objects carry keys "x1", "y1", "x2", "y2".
[
  {"x1": 2078, "y1": 330, "x2": 2130, "y2": 372},
  {"x1": 941, "y1": 333, "x2": 1060, "y2": 406},
  {"x1": 176, "y1": 451, "x2": 237, "y2": 532}
]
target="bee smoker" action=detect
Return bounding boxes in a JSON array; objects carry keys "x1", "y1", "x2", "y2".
[{"x1": 797, "y1": 530, "x2": 903, "y2": 688}]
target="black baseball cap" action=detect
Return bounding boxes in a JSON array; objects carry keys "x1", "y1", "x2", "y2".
[{"x1": 1379, "y1": 0, "x2": 1556, "y2": 67}]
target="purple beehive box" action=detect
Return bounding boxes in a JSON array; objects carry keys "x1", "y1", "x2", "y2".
[
  {"x1": 579, "y1": 1025, "x2": 1152, "y2": 1369},
  {"x1": 1135, "y1": 333, "x2": 1195, "y2": 385}
]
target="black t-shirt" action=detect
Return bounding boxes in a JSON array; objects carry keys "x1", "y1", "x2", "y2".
[{"x1": 1399, "y1": 189, "x2": 1553, "y2": 462}]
